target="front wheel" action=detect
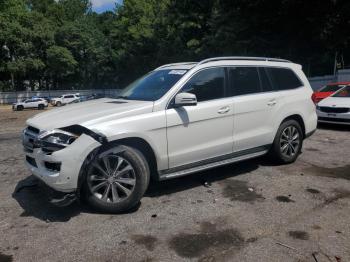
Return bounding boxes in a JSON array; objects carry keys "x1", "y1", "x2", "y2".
[
  {"x1": 56, "y1": 101, "x2": 61, "y2": 107},
  {"x1": 83, "y1": 145, "x2": 150, "y2": 213},
  {"x1": 38, "y1": 104, "x2": 44, "y2": 110},
  {"x1": 269, "y1": 120, "x2": 303, "y2": 164}
]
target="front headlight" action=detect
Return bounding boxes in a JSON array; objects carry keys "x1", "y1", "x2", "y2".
[{"x1": 38, "y1": 130, "x2": 79, "y2": 153}]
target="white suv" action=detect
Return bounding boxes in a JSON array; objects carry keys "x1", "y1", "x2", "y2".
[
  {"x1": 22, "y1": 57, "x2": 317, "y2": 212},
  {"x1": 13, "y1": 98, "x2": 48, "y2": 111},
  {"x1": 51, "y1": 94, "x2": 80, "y2": 106}
]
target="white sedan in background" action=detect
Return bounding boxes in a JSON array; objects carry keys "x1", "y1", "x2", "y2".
[
  {"x1": 12, "y1": 98, "x2": 48, "y2": 111},
  {"x1": 317, "y1": 85, "x2": 350, "y2": 125}
]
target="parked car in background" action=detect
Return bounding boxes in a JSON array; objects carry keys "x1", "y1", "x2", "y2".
[
  {"x1": 87, "y1": 93, "x2": 105, "y2": 100},
  {"x1": 51, "y1": 94, "x2": 80, "y2": 106},
  {"x1": 317, "y1": 85, "x2": 350, "y2": 125},
  {"x1": 38, "y1": 96, "x2": 51, "y2": 103},
  {"x1": 13, "y1": 98, "x2": 48, "y2": 111},
  {"x1": 22, "y1": 57, "x2": 317, "y2": 212},
  {"x1": 312, "y1": 82, "x2": 349, "y2": 104}
]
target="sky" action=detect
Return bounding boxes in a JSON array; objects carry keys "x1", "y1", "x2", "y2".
[{"x1": 91, "y1": 0, "x2": 122, "y2": 13}]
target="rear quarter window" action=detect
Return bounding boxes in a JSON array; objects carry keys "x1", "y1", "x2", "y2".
[{"x1": 266, "y1": 67, "x2": 303, "y2": 91}]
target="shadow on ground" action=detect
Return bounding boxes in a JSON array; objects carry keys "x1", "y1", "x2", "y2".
[
  {"x1": 146, "y1": 157, "x2": 262, "y2": 197},
  {"x1": 317, "y1": 123, "x2": 350, "y2": 132},
  {"x1": 12, "y1": 176, "x2": 83, "y2": 222},
  {"x1": 12, "y1": 157, "x2": 267, "y2": 219}
]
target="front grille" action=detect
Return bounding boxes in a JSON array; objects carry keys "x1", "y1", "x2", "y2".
[
  {"x1": 26, "y1": 156, "x2": 37, "y2": 167},
  {"x1": 318, "y1": 117, "x2": 350, "y2": 123},
  {"x1": 319, "y1": 107, "x2": 349, "y2": 114}
]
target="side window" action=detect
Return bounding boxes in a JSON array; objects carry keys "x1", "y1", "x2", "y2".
[
  {"x1": 65, "y1": 95, "x2": 74, "y2": 98},
  {"x1": 181, "y1": 67, "x2": 225, "y2": 102},
  {"x1": 229, "y1": 67, "x2": 261, "y2": 95},
  {"x1": 259, "y1": 67, "x2": 274, "y2": 92},
  {"x1": 266, "y1": 67, "x2": 303, "y2": 90}
]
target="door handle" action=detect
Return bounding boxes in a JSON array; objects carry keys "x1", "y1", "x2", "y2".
[
  {"x1": 267, "y1": 99, "x2": 277, "y2": 106},
  {"x1": 217, "y1": 106, "x2": 230, "y2": 114}
]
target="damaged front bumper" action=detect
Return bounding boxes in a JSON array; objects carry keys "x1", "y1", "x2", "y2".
[{"x1": 23, "y1": 130, "x2": 101, "y2": 193}]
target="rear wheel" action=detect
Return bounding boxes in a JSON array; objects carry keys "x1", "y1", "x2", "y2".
[
  {"x1": 56, "y1": 101, "x2": 61, "y2": 107},
  {"x1": 17, "y1": 105, "x2": 24, "y2": 111},
  {"x1": 38, "y1": 104, "x2": 44, "y2": 110},
  {"x1": 269, "y1": 119, "x2": 303, "y2": 164},
  {"x1": 84, "y1": 145, "x2": 150, "y2": 213}
]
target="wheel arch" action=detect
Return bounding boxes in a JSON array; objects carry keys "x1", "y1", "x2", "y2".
[
  {"x1": 76, "y1": 136, "x2": 159, "y2": 198},
  {"x1": 279, "y1": 114, "x2": 306, "y2": 138}
]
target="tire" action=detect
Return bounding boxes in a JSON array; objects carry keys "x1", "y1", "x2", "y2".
[
  {"x1": 38, "y1": 104, "x2": 44, "y2": 110},
  {"x1": 56, "y1": 101, "x2": 61, "y2": 107},
  {"x1": 83, "y1": 145, "x2": 150, "y2": 213},
  {"x1": 17, "y1": 105, "x2": 24, "y2": 111},
  {"x1": 269, "y1": 119, "x2": 303, "y2": 164}
]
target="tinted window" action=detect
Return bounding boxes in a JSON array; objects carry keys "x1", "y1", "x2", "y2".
[
  {"x1": 181, "y1": 68, "x2": 225, "y2": 102},
  {"x1": 266, "y1": 67, "x2": 303, "y2": 90},
  {"x1": 259, "y1": 67, "x2": 274, "y2": 92},
  {"x1": 65, "y1": 95, "x2": 74, "y2": 98},
  {"x1": 333, "y1": 85, "x2": 350, "y2": 97},
  {"x1": 229, "y1": 67, "x2": 261, "y2": 95}
]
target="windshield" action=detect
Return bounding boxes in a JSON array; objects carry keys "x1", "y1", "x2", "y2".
[
  {"x1": 117, "y1": 69, "x2": 188, "y2": 101},
  {"x1": 333, "y1": 85, "x2": 350, "y2": 97},
  {"x1": 320, "y1": 84, "x2": 345, "y2": 92}
]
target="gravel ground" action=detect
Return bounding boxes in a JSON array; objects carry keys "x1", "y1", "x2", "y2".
[{"x1": 0, "y1": 106, "x2": 349, "y2": 262}]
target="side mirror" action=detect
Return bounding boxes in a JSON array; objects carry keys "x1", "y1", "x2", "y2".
[{"x1": 174, "y1": 92, "x2": 197, "y2": 107}]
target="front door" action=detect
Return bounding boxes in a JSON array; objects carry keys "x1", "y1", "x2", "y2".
[{"x1": 166, "y1": 67, "x2": 234, "y2": 169}]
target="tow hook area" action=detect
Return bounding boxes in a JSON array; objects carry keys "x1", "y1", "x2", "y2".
[{"x1": 49, "y1": 192, "x2": 77, "y2": 207}]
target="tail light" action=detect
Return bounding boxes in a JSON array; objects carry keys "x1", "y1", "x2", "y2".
[{"x1": 311, "y1": 93, "x2": 316, "y2": 104}]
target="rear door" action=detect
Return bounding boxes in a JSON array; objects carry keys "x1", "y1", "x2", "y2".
[
  {"x1": 229, "y1": 66, "x2": 280, "y2": 152},
  {"x1": 166, "y1": 67, "x2": 234, "y2": 168}
]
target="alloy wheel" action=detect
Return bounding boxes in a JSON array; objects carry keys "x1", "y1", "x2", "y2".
[
  {"x1": 279, "y1": 125, "x2": 300, "y2": 158},
  {"x1": 87, "y1": 154, "x2": 136, "y2": 203}
]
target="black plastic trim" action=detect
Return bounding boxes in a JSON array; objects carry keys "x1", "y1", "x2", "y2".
[
  {"x1": 61, "y1": 125, "x2": 108, "y2": 144},
  {"x1": 159, "y1": 144, "x2": 270, "y2": 175},
  {"x1": 305, "y1": 129, "x2": 316, "y2": 139}
]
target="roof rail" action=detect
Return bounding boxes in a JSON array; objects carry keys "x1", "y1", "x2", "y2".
[
  {"x1": 156, "y1": 62, "x2": 197, "y2": 70},
  {"x1": 197, "y1": 56, "x2": 292, "y2": 65}
]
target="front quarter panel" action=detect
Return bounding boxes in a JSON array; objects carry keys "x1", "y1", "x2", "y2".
[{"x1": 90, "y1": 110, "x2": 168, "y2": 170}]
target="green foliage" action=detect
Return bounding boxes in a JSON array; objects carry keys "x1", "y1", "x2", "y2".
[{"x1": 0, "y1": 0, "x2": 350, "y2": 91}]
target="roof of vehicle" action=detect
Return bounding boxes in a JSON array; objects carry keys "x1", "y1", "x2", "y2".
[{"x1": 156, "y1": 56, "x2": 297, "y2": 71}]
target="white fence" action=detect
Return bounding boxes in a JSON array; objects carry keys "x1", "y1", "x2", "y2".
[
  {"x1": 0, "y1": 89, "x2": 120, "y2": 104},
  {"x1": 1, "y1": 69, "x2": 350, "y2": 103}
]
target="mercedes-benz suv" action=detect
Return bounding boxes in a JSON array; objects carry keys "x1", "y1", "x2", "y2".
[{"x1": 22, "y1": 57, "x2": 317, "y2": 213}]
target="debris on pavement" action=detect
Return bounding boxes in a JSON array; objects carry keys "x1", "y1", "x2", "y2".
[
  {"x1": 276, "y1": 242, "x2": 297, "y2": 251},
  {"x1": 203, "y1": 181, "x2": 212, "y2": 188}
]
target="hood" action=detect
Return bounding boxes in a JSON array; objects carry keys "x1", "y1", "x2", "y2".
[
  {"x1": 26, "y1": 98, "x2": 154, "y2": 131},
  {"x1": 318, "y1": 96, "x2": 350, "y2": 107}
]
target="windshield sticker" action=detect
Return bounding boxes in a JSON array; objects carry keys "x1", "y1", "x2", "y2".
[{"x1": 168, "y1": 70, "x2": 187, "y2": 75}]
